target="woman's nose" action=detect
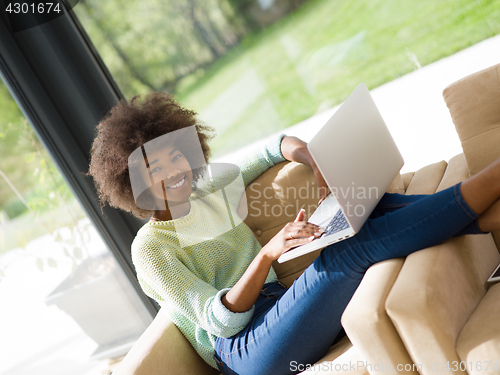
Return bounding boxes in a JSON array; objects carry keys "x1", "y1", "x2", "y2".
[{"x1": 166, "y1": 167, "x2": 182, "y2": 180}]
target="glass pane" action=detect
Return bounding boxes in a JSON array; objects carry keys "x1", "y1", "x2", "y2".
[
  {"x1": 0, "y1": 82, "x2": 152, "y2": 374},
  {"x1": 71, "y1": 0, "x2": 500, "y2": 169}
]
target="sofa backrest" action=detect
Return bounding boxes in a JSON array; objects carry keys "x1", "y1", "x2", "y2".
[
  {"x1": 443, "y1": 62, "x2": 500, "y2": 249},
  {"x1": 443, "y1": 63, "x2": 500, "y2": 175}
]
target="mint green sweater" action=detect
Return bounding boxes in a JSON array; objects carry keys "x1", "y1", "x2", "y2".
[{"x1": 131, "y1": 134, "x2": 286, "y2": 368}]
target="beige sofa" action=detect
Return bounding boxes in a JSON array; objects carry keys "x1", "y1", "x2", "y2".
[{"x1": 113, "y1": 63, "x2": 500, "y2": 375}]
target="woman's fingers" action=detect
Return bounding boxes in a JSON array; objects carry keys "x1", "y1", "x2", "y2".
[
  {"x1": 312, "y1": 164, "x2": 329, "y2": 205},
  {"x1": 294, "y1": 208, "x2": 305, "y2": 222},
  {"x1": 284, "y1": 234, "x2": 316, "y2": 250},
  {"x1": 287, "y1": 221, "x2": 324, "y2": 239}
]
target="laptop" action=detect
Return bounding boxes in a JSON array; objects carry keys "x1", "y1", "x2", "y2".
[{"x1": 277, "y1": 83, "x2": 404, "y2": 263}]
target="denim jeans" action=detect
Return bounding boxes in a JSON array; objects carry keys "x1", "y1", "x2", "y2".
[{"x1": 214, "y1": 183, "x2": 486, "y2": 375}]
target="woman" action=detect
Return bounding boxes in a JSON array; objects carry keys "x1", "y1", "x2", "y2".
[{"x1": 89, "y1": 92, "x2": 500, "y2": 375}]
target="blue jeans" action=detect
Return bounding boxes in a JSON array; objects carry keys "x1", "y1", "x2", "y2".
[{"x1": 213, "y1": 183, "x2": 486, "y2": 375}]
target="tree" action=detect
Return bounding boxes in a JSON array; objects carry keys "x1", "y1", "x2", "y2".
[{"x1": 75, "y1": 0, "x2": 252, "y2": 96}]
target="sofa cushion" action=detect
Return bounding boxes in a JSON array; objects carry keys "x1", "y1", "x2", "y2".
[
  {"x1": 386, "y1": 171, "x2": 405, "y2": 194},
  {"x1": 244, "y1": 162, "x2": 318, "y2": 242},
  {"x1": 401, "y1": 172, "x2": 414, "y2": 191},
  {"x1": 244, "y1": 161, "x2": 324, "y2": 286},
  {"x1": 386, "y1": 233, "x2": 499, "y2": 374},
  {"x1": 456, "y1": 282, "x2": 500, "y2": 375},
  {"x1": 405, "y1": 160, "x2": 448, "y2": 195},
  {"x1": 113, "y1": 309, "x2": 220, "y2": 375},
  {"x1": 443, "y1": 63, "x2": 500, "y2": 177},
  {"x1": 436, "y1": 153, "x2": 469, "y2": 192},
  {"x1": 342, "y1": 259, "x2": 418, "y2": 375}
]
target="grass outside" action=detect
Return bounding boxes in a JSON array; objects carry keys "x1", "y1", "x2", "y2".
[{"x1": 175, "y1": 0, "x2": 500, "y2": 157}]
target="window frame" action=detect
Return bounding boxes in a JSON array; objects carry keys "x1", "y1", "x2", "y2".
[{"x1": 0, "y1": 4, "x2": 158, "y2": 316}]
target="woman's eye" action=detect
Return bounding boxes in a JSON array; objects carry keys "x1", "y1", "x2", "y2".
[
  {"x1": 172, "y1": 154, "x2": 182, "y2": 162},
  {"x1": 150, "y1": 167, "x2": 161, "y2": 174}
]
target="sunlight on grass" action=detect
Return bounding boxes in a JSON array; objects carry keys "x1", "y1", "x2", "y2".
[{"x1": 176, "y1": 0, "x2": 499, "y2": 158}]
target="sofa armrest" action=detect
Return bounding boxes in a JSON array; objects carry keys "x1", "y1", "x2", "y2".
[
  {"x1": 113, "y1": 309, "x2": 220, "y2": 375},
  {"x1": 342, "y1": 258, "x2": 418, "y2": 374},
  {"x1": 386, "y1": 233, "x2": 500, "y2": 375}
]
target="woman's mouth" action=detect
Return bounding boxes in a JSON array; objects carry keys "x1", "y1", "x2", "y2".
[{"x1": 165, "y1": 176, "x2": 186, "y2": 189}]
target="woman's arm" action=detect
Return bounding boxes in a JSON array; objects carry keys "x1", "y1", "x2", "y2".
[
  {"x1": 236, "y1": 134, "x2": 287, "y2": 188},
  {"x1": 280, "y1": 135, "x2": 314, "y2": 166},
  {"x1": 132, "y1": 233, "x2": 259, "y2": 338},
  {"x1": 222, "y1": 209, "x2": 323, "y2": 313},
  {"x1": 280, "y1": 136, "x2": 329, "y2": 204},
  {"x1": 221, "y1": 249, "x2": 274, "y2": 313}
]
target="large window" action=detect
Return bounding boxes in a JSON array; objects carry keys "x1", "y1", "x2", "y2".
[
  {"x1": 0, "y1": 50, "x2": 151, "y2": 375},
  {"x1": 72, "y1": 0, "x2": 500, "y2": 161}
]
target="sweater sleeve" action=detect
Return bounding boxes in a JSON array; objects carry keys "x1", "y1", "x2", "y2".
[
  {"x1": 132, "y1": 238, "x2": 254, "y2": 338},
  {"x1": 236, "y1": 133, "x2": 287, "y2": 187}
]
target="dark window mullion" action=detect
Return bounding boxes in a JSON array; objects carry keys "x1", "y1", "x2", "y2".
[{"x1": 0, "y1": 6, "x2": 157, "y2": 315}]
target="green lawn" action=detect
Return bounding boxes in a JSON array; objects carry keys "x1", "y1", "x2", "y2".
[{"x1": 176, "y1": 0, "x2": 500, "y2": 157}]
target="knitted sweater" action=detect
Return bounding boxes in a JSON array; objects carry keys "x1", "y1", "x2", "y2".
[{"x1": 131, "y1": 134, "x2": 286, "y2": 368}]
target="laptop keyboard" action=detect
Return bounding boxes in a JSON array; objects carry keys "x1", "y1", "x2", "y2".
[{"x1": 323, "y1": 209, "x2": 350, "y2": 237}]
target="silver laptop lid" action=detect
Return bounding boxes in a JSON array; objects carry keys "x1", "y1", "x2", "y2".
[{"x1": 307, "y1": 83, "x2": 404, "y2": 232}]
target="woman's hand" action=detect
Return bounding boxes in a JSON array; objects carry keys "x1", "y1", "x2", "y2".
[
  {"x1": 309, "y1": 158, "x2": 329, "y2": 205},
  {"x1": 280, "y1": 136, "x2": 329, "y2": 204},
  {"x1": 223, "y1": 210, "x2": 323, "y2": 313},
  {"x1": 260, "y1": 209, "x2": 324, "y2": 261}
]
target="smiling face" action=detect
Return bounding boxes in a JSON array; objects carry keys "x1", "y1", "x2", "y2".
[{"x1": 143, "y1": 145, "x2": 193, "y2": 205}]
